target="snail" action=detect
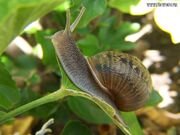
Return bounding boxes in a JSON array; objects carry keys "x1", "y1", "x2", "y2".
[{"x1": 50, "y1": 8, "x2": 152, "y2": 111}]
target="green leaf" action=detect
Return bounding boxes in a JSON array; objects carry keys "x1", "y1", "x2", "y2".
[
  {"x1": 108, "y1": 0, "x2": 140, "y2": 13},
  {"x1": 55, "y1": 0, "x2": 71, "y2": 12},
  {"x1": 27, "y1": 73, "x2": 41, "y2": 85},
  {"x1": 0, "y1": 62, "x2": 20, "y2": 110},
  {"x1": 98, "y1": 21, "x2": 140, "y2": 51},
  {"x1": 111, "y1": 41, "x2": 135, "y2": 51},
  {"x1": 68, "y1": 96, "x2": 112, "y2": 124},
  {"x1": 30, "y1": 102, "x2": 59, "y2": 119},
  {"x1": 61, "y1": 120, "x2": 92, "y2": 135},
  {"x1": 19, "y1": 88, "x2": 39, "y2": 106},
  {"x1": 53, "y1": 103, "x2": 71, "y2": 124},
  {"x1": 35, "y1": 30, "x2": 58, "y2": 68},
  {"x1": 0, "y1": 55, "x2": 14, "y2": 71},
  {"x1": 76, "y1": 27, "x2": 90, "y2": 36},
  {"x1": 77, "y1": 34, "x2": 101, "y2": 56},
  {"x1": 145, "y1": 89, "x2": 163, "y2": 106},
  {"x1": 109, "y1": 0, "x2": 153, "y2": 15},
  {"x1": 15, "y1": 54, "x2": 38, "y2": 69},
  {"x1": 71, "y1": 0, "x2": 107, "y2": 27},
  {"x1": 121, "y1": 112, "x2": 144, "y2": 135},
  {"x1": 0, "y1": 0, "x2": 66, "y2": 55},
  {"x1": 116, "y1": 22, "x2": 141, "y2": 39}
]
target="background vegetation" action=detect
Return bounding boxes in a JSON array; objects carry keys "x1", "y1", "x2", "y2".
[{"x1": 0, "y1": 0, "x2": 179, "y2": 135}]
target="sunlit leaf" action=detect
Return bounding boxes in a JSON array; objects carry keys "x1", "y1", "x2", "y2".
[
  {"x1": 128, "y1": 0, "x2": 154, "y2": 15},
  {"x1": 0, "y1": 55, "x2": 15, "y2": 71},
  {"x1": 55, "y1": 0, "x2": 71, "y2": 12},
  {"x1": 154, "y1": 6, "x2": 180, "y2": 44},
  {"x1": 109, "y1": 0, "x2": 154, "y2": 15},
  {"x1": 108, "y1": 0, "x2": 140, "y2": 13},
  {"x1": 0, "y1": 0, "x2": 66, "y2": 54}
]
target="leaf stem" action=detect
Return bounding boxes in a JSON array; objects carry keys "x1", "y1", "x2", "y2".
[{"x1": 0, "y1": 88, "x2": 69, "y2": 125}]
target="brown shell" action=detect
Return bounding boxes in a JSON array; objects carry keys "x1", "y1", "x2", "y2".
[{"x1": 87, "y1": 51, "x2": 152, "y2": 111}]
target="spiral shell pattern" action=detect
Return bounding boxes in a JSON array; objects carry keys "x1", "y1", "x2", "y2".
[{"x1": 87, "y1": 51, "x2": 152, "y2": 111}]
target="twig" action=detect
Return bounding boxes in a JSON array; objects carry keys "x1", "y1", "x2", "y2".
[{"x1": 35, "y1": 118, "x2": 54, "y2": 135}]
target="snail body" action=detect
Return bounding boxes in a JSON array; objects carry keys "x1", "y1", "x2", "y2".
[{"x1": 51, "y1": 9, "x2": 152, "y2": 111}]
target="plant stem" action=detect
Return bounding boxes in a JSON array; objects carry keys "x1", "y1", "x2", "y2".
[{"x1": 0, "y1": 88, "x2": 69, "y2": 125}]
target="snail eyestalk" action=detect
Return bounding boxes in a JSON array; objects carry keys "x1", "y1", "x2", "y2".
[
  {"x1": 64, "y1": 9, "x2": 71, "y2": 36},
  {"x1": 70, "y1": 6, "x2": 86, "y2": 32}
]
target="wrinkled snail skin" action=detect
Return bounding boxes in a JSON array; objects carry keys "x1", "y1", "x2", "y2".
[{"x1": 51, "y1": 10, "x2": 152, "y2": 112}]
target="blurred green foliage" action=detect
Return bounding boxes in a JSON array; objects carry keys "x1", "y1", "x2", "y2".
[
  {"x1": 0, "y1": 0, "x2": 164, "y2": 135},
  {"x1": 61, "y1": 120, "x2": 92, "y2": 135},
  {"x1": 0, "y1": 62, "x2": 20, "y2": 110},
  {"x1": 35, "y1": 30, "x2": 58, "y2": 69},
  {"x1": 70, "y1": 0, "x2": 107, "y2": 28},
  {"x1": 109, "y1": 0, "x2": 140, "y2": 13},
  {"x1": 145, "y1": 89, "x2": 163, "y2": 106},
  {"x1": 121, "y1": 112, "x2": 143, "y2": 135},
  {"x1": 67, "y1": 96, "x2": 112, "y2": 124}
]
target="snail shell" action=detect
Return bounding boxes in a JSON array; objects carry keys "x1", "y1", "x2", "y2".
[{"x1": 87, "y1": 51, "x2": 152, "y2": 111}]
